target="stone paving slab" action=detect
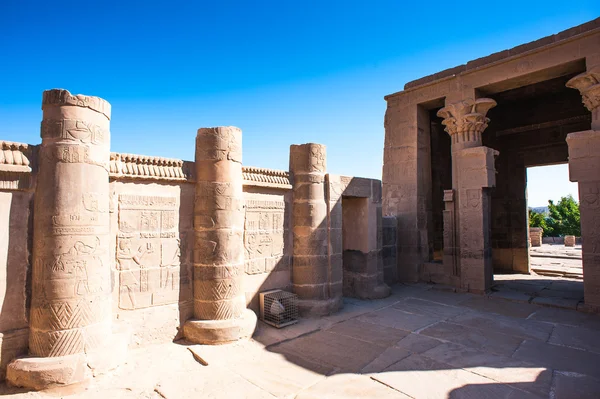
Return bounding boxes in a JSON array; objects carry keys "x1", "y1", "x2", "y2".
[
  {"x1": 551, "y1": 372, "x2": 600, "y2": 399},
  {"x1": 357, "y1": 307, "x2": 439, "y2": 331},
  {"x1": 448, "y1": 311, "x2": 554, "y2": 341},
  {"x1": 513, "y1": 339, "x2": 600, "y2": 379},
  {"x1": 391, "y1": 297, "x2": 469, "y2": 319},
  {"x1": 460, "y1": 296, "x2": 541, "y2": 318},
  {"x1": 2, "y1": 282, "x2": 600, "y2": 398},
  {"x1": 295, "y1": 374, "x2": 411, "y2": 399},
  {"x1": 419, "y1": 321, "x2": 524, "y2": 356},
  {"x1": 548, "y1": 324, "x2": 600, "y2": 354},
  {"x1": 270, "y1": 330, "x2": 387, "y2": 373},
  {"x1": 373, "y1": 353, "x2": 542, "y2": 399},
  {"x1": 326, "y1": 318, "x2": 410, "y2": 346}
]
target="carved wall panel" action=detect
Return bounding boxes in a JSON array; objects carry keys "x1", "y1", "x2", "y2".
[
  {"x1": 243, "y1": 197, "x2": 287, "y2": 275},
  {"x1": 116, "y1": 194, "x2": 186, "y2": 309}
]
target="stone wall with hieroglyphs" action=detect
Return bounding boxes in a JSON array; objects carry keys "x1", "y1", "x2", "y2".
[
  {"x1": 109, "y1": 181, "x2": 194, "y2": 347},
  {"x1": 242, "y1": 189, "x2": 292, "y2": 311}
]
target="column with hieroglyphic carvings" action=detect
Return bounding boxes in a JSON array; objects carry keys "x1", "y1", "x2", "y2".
[
  {"x1": 437, "y1": 98, "x2": 498, "y2": 293},
  {"x1": 184, "y1": 126, "x2": 257, "y2": 344},
  {"x1": 566, "y1": 68, "x2": 600, "y2": 310},
  {"x1": 7, "y1": 89, "x2": 126, "y2": 390},
  {"x1": 289, "y1": 143, "x2": 343, "y2": 316}
]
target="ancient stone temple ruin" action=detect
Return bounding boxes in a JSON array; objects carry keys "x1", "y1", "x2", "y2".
[
  {"x1": 0, "y1": 89, "x2": 390, "y2": 389},
  {"x1": 0, "y1": 18, "x2": 599, "y2": 393},
  {"x1": 382, "y1": 19, "x2": 600, "y2": 305}
]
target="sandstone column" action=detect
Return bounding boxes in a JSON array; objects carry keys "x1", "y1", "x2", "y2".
[
  {"x1": 566, "y1": 67, "x2": 600, "y2": 310},
  {"x1": 290, "y1": 143, "x2": 342, "y2": 316},
  {"x1": 8, "y1": 89, "x2": 126, "y2": 390},
  {"x1": 437, "y1": 98, "x2": 498, "y2": 293},
  {"x1": 184, "y1": 126, "x2": 256, "y2": 344}
]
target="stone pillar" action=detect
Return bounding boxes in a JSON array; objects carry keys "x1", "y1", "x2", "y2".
[
  {"x1": 8, "y1": 89, "x2": 126, "y2": 390},
  {"x1": 437, "y1": 98, "x2": 498, "y2": 293},
  {"x1": 566, "y1": 67, "x2": 600, "y2": 310},
  {"x1": 184, "y1": 126, "x2": 256, "y2": 344},
  {"x1": 290, "y1": 143, "x2": 342, "y2": 316},
  {"x1": 529, "y1": 227, "x2": 543, "y2": 247},
  {"x1": 442, "y1": 189, "x2": 458, "y2": 281}
]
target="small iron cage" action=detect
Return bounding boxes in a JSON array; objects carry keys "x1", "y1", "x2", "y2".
[{"x1": 259, "y1": 289, "x2": 299, "y2": 328}]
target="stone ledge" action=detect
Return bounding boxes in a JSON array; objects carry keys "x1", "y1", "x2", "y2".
[
  {"x1": 0, "y1": 141, "x2": 32, "y2": 191},
  {"x1": 109, "y1": 152, "x2": 193, "y2": 182},
  {"x1": 242, "y1": 166, "x2": 291, "y2": 189}
]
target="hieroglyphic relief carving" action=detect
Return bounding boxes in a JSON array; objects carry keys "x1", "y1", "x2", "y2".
[
  {"x1": 29, "y1": 89, "x2": 113, "y2": 358},
  {"x1": 41, "y1": 119, "x2": 108, "y2": 145},
  {"x1": 116, "y1": 194, "x2": 182, "y2": 309},
  {"x1": 244, "y1": 198, "x2": 286, "y2": 274}
]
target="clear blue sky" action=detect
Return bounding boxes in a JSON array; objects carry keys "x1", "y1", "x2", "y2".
[{"x1": 1, "y1": 1, "x2": 598, "y2": 200}]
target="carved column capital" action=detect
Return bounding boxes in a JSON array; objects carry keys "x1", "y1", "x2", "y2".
[
  {"x1": 566, "y1": 67, "x2": 600, "y2": 112},
  {"x1": 437, "y1": 98, "x2": 497, "y2": 148}
]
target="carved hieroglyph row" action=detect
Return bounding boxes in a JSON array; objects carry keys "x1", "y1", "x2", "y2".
[
  {"x1": 41, "y1": 119, "x2": 108, "y2": 146},
  {"x1": 244, "y1": 198, "x2": 287, "y2": 274},
  {"x1": 117, "y1": 194, "x2": 186, "y2": 310},
  {"x1": 109, "y1": 153, "x2": 192, "y2": 181}
]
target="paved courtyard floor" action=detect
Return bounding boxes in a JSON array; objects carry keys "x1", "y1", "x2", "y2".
[
  {"x1": 2, "y1": 283, "x2": 600, "y2": 398},
  {"x1": 530, "y1": 244, "x2": 583, "y2": 279}
]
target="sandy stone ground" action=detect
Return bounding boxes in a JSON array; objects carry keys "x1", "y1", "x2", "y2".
[
  {"x1": 530, "y1": 244, "x2": 583, "y2": 279},
  {"x1": 1, "y1": 282, "x2": 600, "y2": 398}
]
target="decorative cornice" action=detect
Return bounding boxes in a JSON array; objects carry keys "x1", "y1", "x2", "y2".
[
  {"x1": 0, "y1": 141, "x2": 32, "y2": 190},
  {"x1": 109, "y1": 153, "x2": 193, "y2": 182},
  {"x1": 242, "y1": 166, "x2": 291, "y2": 189},
  {"x1": 437, "y1": 98, "x2": 497, "y2": 146},
  {"x1": 42, "y1": 89, "x2": 111, "y2": 120},
  {"x1": 566, "y1": 67, "x2": 600, "y2": 111}
]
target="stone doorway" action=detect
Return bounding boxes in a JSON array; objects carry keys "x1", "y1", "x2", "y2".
[{"x1": 480, "y1": 70, "x2": 590, "y2": 306}]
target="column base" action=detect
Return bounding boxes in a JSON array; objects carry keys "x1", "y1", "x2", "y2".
[
  {"x1": 6, "y1": 326, "x2": 129, "y2": 391},
  {"x1": 297, "y1": 296, "x2": 343, "y2": 318},
  {"x1": 183, "y1": 309, "x2": 257, "y2": 345}
]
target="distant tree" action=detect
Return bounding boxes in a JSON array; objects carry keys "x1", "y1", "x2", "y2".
[
  {"x1": 545, "y1": 195, "x2": 580, "y2": 237},
  {"x1": 528, "y1": 209, "x2": 548, "y2": 234}
]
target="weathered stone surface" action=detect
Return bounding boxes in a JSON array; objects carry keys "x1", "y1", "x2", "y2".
[
  {"x1": 448, "y1": 311, "x2": 554, "y2": 341},
  {"x1": 271, "y1": 330, "x2": 387, "y2": 373},
  {"x1": 373, "y1": 353, "x2": 539, "y2": 399},
  {"x1": 185, "y1": 126, "x2": 257, "y2": 344},
  {"x1": 548, "y1": 324, "x2": 600, "y2": 354},
  {"x1": 327, "y1": 319, "x2": 409, "y2": 347},
  {"x1": 420, "y1": 321, "x2": 523, "y2": 356},
  {"x1": 357, "y1": 307, "x2": 438, "y2": 332},
  {"x1": 296, "y1": 374, "x2": 411, "y2": 399},
  {"x1": 513, "y1": 339, "x2": 600, "y2": 379}
]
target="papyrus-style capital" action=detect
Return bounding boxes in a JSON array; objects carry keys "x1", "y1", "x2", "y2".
[
  {"x1": 566, "y1": 67, "x2": 600, "y2": 112},
  {"x1": 437, "y1": 98, "x2": 497, "y2": 147}
]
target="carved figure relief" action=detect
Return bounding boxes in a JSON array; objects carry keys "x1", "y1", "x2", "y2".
[{"x1": 116, "y1": 194, "x2": 183, "y2": 309}]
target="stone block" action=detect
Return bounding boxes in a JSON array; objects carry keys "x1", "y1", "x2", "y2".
[{"x1": 565, "y1": 235, "x2": 576, "y2": 247}]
